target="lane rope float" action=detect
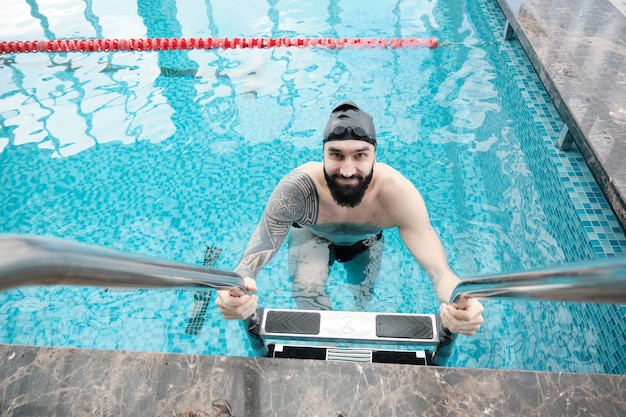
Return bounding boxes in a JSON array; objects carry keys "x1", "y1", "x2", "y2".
[{"x1": 0, "y1": 36, "x2": 439, "y2": 53}]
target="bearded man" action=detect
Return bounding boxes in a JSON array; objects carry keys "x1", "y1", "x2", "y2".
[{"x1": 217, "y1": 101, "x2": 484, "y2": 336}]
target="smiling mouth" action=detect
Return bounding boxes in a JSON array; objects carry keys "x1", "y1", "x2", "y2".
[{"x1": 336, "y1": 176, "x2": 360, "y2": 185}]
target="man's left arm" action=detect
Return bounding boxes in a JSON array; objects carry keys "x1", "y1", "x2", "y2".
[
  {"x1": 391, "y1": 179, "x2": 484, "y2": 335},
  {"x1": 400, "y1": 223, "x2": 484, "y2": 335}
]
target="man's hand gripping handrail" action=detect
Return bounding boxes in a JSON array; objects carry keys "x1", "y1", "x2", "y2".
[{"x1": 434, "y1": 256, "x2": 626, "y2": 365}]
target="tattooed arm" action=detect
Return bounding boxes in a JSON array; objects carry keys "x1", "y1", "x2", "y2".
[
  {"x1": 217, "y1": 171, "x2": 319, "y2": 319},
  {"x1": 235, "y1": 171, "x2": 319, "y2": 280}
]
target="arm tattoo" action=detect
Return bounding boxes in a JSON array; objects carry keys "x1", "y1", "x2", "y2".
[{"x1": 236, "y1": 171, "x2": 319, "y2": 279}]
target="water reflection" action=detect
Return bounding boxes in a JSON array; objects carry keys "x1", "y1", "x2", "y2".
[{"x1": 0, "y1": 0, "x2": 445, "y2": 155}]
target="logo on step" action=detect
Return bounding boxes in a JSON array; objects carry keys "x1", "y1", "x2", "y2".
[{"x1": 338, "y1": 315, "x2": 356, "y2": 334}]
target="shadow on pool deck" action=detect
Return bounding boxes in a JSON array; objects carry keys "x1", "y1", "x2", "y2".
[{"x1": 1, "y1": 1, "x2": 625, "y2": 416}]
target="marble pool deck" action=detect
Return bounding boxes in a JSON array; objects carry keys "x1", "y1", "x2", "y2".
[
  {"x1": 1, "y1": 344, "x2": 625, "y2": 416},
  {"x1": 497, "y1": 0, "x2": 626, "y2": 230},
  {"x1": 1, "y1": 0, "x2": 626, "y2": 416}
]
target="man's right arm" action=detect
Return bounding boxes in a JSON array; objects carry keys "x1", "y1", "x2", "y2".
[
  {"x1": 217, "y1": 170, "x2": 319, "y2": 319},
  {"x1": 235, "y1": 170, "x2": 319, "y2": 280}
]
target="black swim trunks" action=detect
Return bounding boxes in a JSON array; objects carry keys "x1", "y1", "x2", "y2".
[
  {"x1": 329, "y1": 231, "x2": 383, "y2": 263},
  {"x1": 292, "y1": 223, "x2": 383, "y2": 264}
]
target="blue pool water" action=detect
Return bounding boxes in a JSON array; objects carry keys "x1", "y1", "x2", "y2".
[{"x1": 1, "y1": 0, "x2": 625, "y2": 373}]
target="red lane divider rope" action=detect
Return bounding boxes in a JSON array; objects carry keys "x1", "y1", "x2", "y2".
[{"x1": 0, "y1": 36, "x2": 438, "y2": 53}]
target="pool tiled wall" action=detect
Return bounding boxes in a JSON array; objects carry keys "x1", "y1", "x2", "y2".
[{"x1": 478, "y1": 0, "x2": 626, "y2": 374}]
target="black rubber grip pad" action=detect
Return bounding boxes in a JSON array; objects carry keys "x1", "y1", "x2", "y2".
[
  {"x1": 376, "y1": 315, "x2": 433, "y2": 339},
  {"x1": 265, "y1": 311, "x2": 321, "y2": 335}
]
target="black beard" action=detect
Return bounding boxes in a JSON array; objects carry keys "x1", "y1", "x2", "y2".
[{"x1": 324, "y1": 166, "x2": 374, "y2": 208}]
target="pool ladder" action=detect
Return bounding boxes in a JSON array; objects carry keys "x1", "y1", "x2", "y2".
[{"x1": 1, "y1": 234, "x2": 626, "y2": 366}]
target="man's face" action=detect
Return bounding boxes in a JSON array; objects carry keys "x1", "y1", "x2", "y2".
[{"x1": 323, "y1": 140, "x2": 375, "y2": 208}]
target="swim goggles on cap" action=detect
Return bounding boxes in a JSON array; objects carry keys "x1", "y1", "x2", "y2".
[{"x1": 324, "y1": 125, "x2": 376, "y2": 145}]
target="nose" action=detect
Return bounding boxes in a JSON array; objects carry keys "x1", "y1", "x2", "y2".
[{"x1": 339, "y1": 160, "x2": 356, "y2": 178}]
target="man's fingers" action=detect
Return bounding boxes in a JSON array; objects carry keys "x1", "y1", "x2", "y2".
[
  {"x1": 216, "y1": 289, "x2": 258, "y2": 320},
  {"x1": 440, "y1": 301, "x2": 484, "y2": 336},
  {"x1": 243, "y1": 277, "x2": 258, "y2": 292},
  {"x1": 228, "y1": 277, "x2": 258, "y2": 297},
  {"x1": 229, "y1": 287, "x2": 246, "y2": 297},
  {"x1": 452, "y1": 294, "x2": 472, "y2": 310}
]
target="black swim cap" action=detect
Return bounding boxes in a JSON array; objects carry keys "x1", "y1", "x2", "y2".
[{"x1": 323, "y1": 100, "x2": 377, "y2": 147}]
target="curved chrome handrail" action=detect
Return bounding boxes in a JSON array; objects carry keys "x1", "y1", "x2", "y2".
[
  {"x1": 0, "y1": 234, "x2": 267, "y2": 355},
  {"x1": 450, "y1": 256, "x2": 626, "y2": 304},
  {"x1": 0, "y1": 234, "x2": 248, "y2": 293},
  {"x1": 435, "y1": 256, "x2": 626, "y2": 366}
]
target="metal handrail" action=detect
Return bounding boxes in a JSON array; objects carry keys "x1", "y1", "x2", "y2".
[
  {"x1": 450, "y1": 256, "x2": 626, "y2": 304},
  {"x1": 435, "y1": 256, "x2": 626, "y2": 365},
  {"x1": 0, "y1": 234, "x2": 267, "y2": 355},
  {"x1": 0, "y1": 234, "x2": 248, "y2": 292}
]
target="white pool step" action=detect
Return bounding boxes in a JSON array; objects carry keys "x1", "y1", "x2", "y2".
[{"x1": 256, "y1": 308, "x2": 442, "y2": 346}]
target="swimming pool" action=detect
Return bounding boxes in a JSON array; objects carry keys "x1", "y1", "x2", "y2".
[{"x1": 1, "y1": 0, "x2": 625, "y2": 374}]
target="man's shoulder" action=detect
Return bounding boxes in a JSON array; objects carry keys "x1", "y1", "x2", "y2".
[
  {"x1": 294, "y1": 161, "x2": 322, "y2": 174},
  {"x1": 272, "y1": 165, "x2": 320, "y2": 197},
  {"x1": 373, "y1": 163, "x2": 412, "y2": 187},
  {"x1": 280, "y1": 162, "x2": 324, "y2": 187},
  {"x1": 374, "y1": 162, "x2": 402, "y2": 175},
  {"x1": 372, "y1": 163, "x2": 422, "y2": 207}
]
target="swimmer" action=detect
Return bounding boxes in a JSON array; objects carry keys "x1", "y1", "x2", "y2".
[{"x1": 217, "y1": 101, "x2": 484, "y2": 335}]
